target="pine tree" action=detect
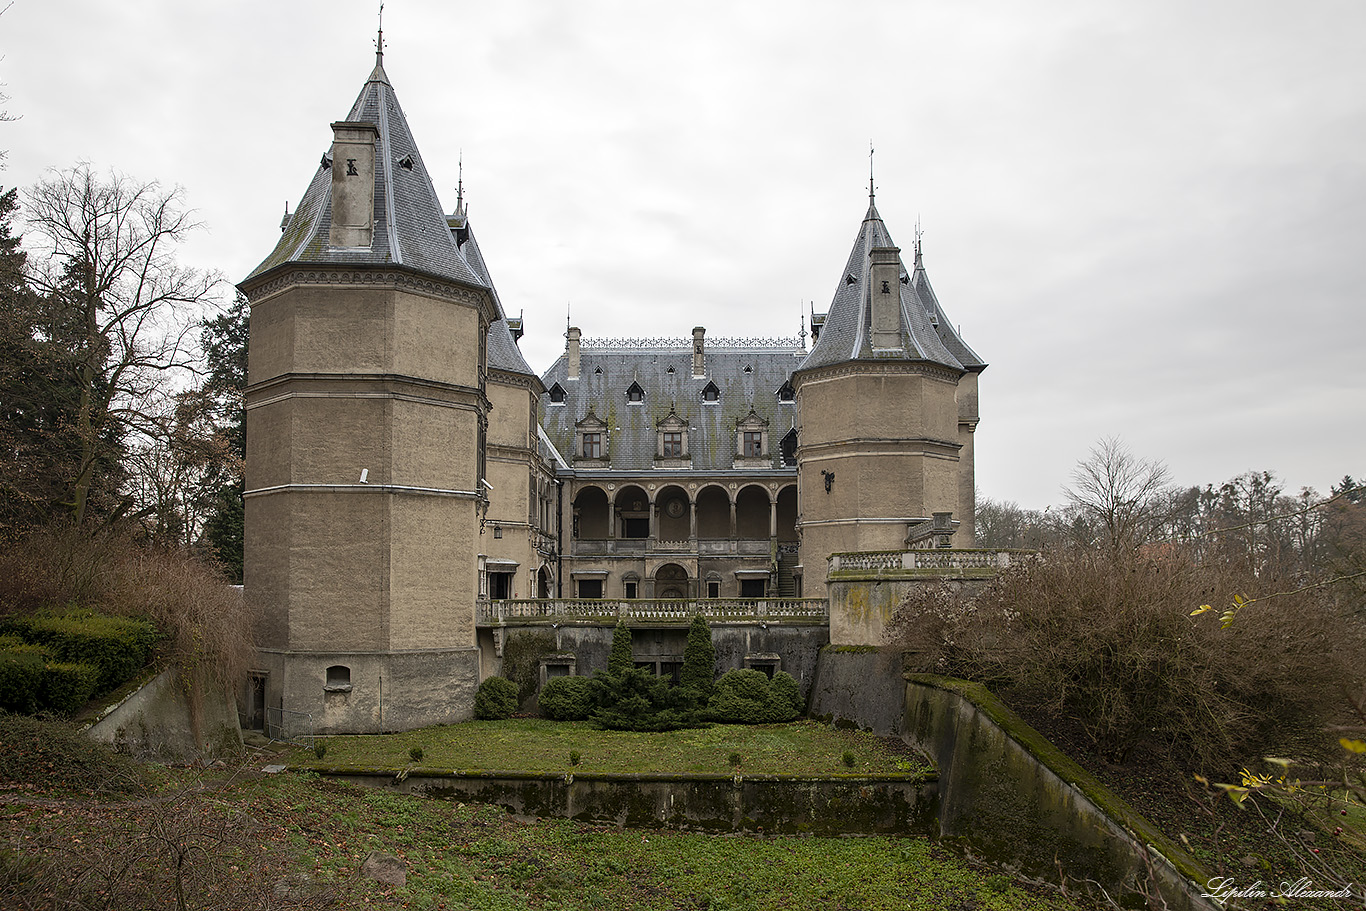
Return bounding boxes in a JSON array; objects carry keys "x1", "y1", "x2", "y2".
[
  {"x1": 680, "y1": 614, "x2": 715, "y2": 698},
  {"x1": 607, "y1": 621, "x2": 633, "y2": 674}
]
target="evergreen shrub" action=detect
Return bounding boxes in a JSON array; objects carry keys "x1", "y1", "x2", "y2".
[
  {"x1": 539, "y1": 675, "x2": 593, "y2": 721},
  {"x1": 0, "y1": 647, "x2": 47, "y2": 713},
  {"x1": 474, "y1": 676, "x2": 520, "y2": 720},
  {"x1": 42, "y1": 661, "x2": 100, "y2": 716},
  {"x1": 3, "y1": 610, "x2": 159, "y2": 693},
  {"x1": 705, "y1": 669, "x2": 803, "y2": 724},
  {"x1": 679, "y1": 615, "x2": 716, "y2": 698}
]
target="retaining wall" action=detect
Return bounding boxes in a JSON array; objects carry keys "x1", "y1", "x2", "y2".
[{"x1": 325, "y1": 768, "x2": 937, "y2": 836}]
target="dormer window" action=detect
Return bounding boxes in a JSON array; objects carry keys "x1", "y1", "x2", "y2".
[
  {"x1": 548, "y1": 383, "x2": 566, "y2": 404},
  {"x1": 701, "y1": 381, "x2": 720, "y2": 403},
  {"x1": 575, "y1": 409, "x2": 609, "y2": 465},
  {"x1": 734, "y1": 409, "x2": 769, "y2": 465},
  {"x1": 627, "y1": 381, "x2": 644, "y2": 403},
  {"x1": 777, "y1": 380, "x2": 795, "y2": 403},
  {"x1": 655, "y1": 408, "x2": 690, "y2": 464}
]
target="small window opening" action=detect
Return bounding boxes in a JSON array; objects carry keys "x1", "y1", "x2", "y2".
[
  {"x1": 707, "y1": 580, "x2": 721, "y2": 599},
  {"x1": 627, "y1": 381, "x2": 644, "y2": 402},
  {"x1": 325, "y1": 665, "x2": 352, "y2": 692},
  {"x1": 549, "y1": 383, "x2": 566, "y2": 404},
  {"x1": 702, "y1": 381, "x2": 720, "y2": 402},
  {"x1": 625, "y1": 580, "x2": 638, "y2": 599}
]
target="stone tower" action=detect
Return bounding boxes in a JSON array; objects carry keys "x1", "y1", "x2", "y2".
[
  {"x1": 238, "y1": 50, "x2": 499, "y2": 735},
  {"x1": 793, "y1": 194, "x2": 985, "y2": 619}
]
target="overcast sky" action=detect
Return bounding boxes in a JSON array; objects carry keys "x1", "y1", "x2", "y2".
[{"x1": 2, "y1": 0, "x2": 1362, "y2": 510}]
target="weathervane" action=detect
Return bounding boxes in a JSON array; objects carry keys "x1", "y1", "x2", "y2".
[
  {"x1": 868, "y1": 141, "x2": 876, "y2": 203},
  {"x1": 375, "y1": 2, "x2": 386, "y2": 62}
]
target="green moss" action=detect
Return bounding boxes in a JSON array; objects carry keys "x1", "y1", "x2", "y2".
[{"x1": 906, "y1": 674, "x2": 1210, "y2": 888}]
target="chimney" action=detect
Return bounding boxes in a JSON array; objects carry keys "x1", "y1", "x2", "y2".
[
  {"x1": 567, "y1": 326, "x2": 581, "y2": 380},
  {"x1": 328, "y1": 121, "x2": 379, "y2": 248},
  {"x1": 692, "y1": 326, "x2": 706, "y2": 377},
  {"x1": 870, "y1": 246, "x2": 902, "y2": 350}
]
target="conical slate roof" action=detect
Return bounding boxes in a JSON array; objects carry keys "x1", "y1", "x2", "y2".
[
  {"x1": 798, "y1": 202, "x2": 984, "y2": 373},
  {"x1": 455, "y1": 213, "x2": 537, "y2": 378},
  {"x1": 245, "y1": 56, "x2": 485, "y2": 289}
]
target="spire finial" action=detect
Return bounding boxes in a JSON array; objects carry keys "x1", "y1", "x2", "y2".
[
  {"x1": 868, "y1": 141, "x2": 876, "y2": 203},
  {"x1": 799, "y1": 303, "x2": 807, "y2": 350},
  {"x1": 375, "y1": 2, "x2": 386, "y2": 65},
  {"x1": 455, "y1": 150, "x2": 465, "y2": 216},
  {"x1": 914, "y1": 216, "x2": 924, "y2": 262}
]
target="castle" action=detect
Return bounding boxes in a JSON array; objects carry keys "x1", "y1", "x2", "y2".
[{"x1": 237, "y1": 48, "x2": 984, "y2": 735}]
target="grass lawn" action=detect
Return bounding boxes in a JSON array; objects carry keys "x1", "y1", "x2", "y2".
[
  {"x1": 1, "y1": 765, "x2": 1094, "y2": 910},
  {"x1": 293, "y1": 718, "x2": 932, "y2": 776}
]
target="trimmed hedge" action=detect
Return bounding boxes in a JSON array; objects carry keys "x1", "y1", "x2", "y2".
[
  {"x1": 43, "y1": 661, "x2": 101, "y2": 716},
  {"x1": 474, "y1": 676, "x2": 520, "y2": 720},
  {"x1": 2, "y1": 610, "x2": 159, "y2": 693},
  {"x1": 0, "y1": 647, "x2": 46, "y2": 713},
  {"x1": 539, "y1": 675, "x2": 594, "y2": 721}
]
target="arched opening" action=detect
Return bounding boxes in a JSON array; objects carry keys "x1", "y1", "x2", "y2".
[
  {"x1": 735, "y1": 485, "x2": 771, "y2": 540},
  {"x1": 574, "y1": 486, "x2": 609, "y2": 539},
  {"x1": 696, "y1": 485, "x2": 730, "y2": 539},
  {"x1": 614, "y1": 485, "x2": 650, "y2": 539},
  {"x1": 536, "y1": 565, "x2": 551, "y2": 599},
  {"x1": 656, "y1": 484, "x2": 690, "y2": 540},
  {"x1": 654, "y1": 563, "x2": 690, "y2": 599}
]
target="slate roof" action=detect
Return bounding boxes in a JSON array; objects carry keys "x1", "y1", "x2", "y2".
[
  {"x1": 539, "y1": 341, "x2": 804, "y2": 473},
  {"x1": 799, "y1": 202, "x2": 984, "y2": 373},
  {"x1": 245, "y1": 56, "x2": 486, "y2": 289},
  {"x1": 453, "y1": 214, "x2": 537, "y2": 378}
]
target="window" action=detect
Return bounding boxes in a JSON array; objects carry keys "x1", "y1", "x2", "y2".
[
  {"x1": 582, "y1": 432, "x2": 602, "y2": 459},
  {"x1": 489, "y1": 572, "x2": 512, "y2": 600},
  {"x1": 777, "y1": 380, "x2": 795, "y2": 402},
  {"x1": 780, "y1": 428, "x2": 798, "y2": 466},
  {"x1": 740, "y1": 578, "x2": 767, "y2": 598},
  {"x1": 627, "y1": 381, "x2": 644, "y2": 403},
  {"x1": 662, "y1": 431, "x2": 683, "y2": 458},
  {"x1": 577, "y1": 578, "x2": 603, "y2": 599},
  {"x1": 624, "y1": 580, "x2": 638, "y2": 599},
  {"x1": 707, "y1": 580, "x2": 721, "y2": 599},
  {"x1": 743, "y1": 431, "x2": 763, "y2": 457},
  {"x1": 702, "y1": 381, "x2": 720, "y2": 403},
  {"x1": 548, "y1": 383, "x2": 566, "y2": 404}
]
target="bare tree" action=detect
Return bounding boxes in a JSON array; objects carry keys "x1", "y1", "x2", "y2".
[
  {"x1": 22, "y1": 165, "x2": 221, "y2": 525},
  {"x1": 1064, "y1": 436, "x2": 1174, "y2": 553}
]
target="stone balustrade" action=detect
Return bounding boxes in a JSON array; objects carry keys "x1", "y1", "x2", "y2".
[
  {"x1": 827, "y1": 548, "x2": 1026, "y2": 575},
  {"x1": 477, "y1": 597, "x2": 828, "y2": 626}
]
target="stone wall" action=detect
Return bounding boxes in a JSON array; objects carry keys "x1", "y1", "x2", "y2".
[
  {"x1": 86, "y1": 667, "x2": 243, "y2": 761},
  {"x1": 328, "y1": 769, "x2": 937, "y2": 836},
  {"x1": 904, "y1": 675, "x2": 1216, "y2": 911},
  {"x1": 482, "y1": 622, "x2": 829, "y2": 700}
]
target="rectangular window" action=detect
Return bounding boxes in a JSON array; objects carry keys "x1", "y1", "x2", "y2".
[
  {"x1": 624, "y1": 581, "x2": 638, "y2": 599},
  {"x1": 489, "y1": 572, "x2": 512, "y2": 600},
  {"x1": 740, "y1": 578, "x2": 767, "y2": 598},
  {"x1": 662, "y1": 431, "x2": 683, "y2": 457},
  {"x1": 577, "y1": 579, "x2": 603, "y2": 599},
  {"x1": 743, "y1": 431, "x2": 763, "y2": 457},
  {"x1": 707, "y1": 580, "x2": 721, "y2": 599},
  {"x1": 582, "y1": 432, "x2": 602, "y2": 459}
]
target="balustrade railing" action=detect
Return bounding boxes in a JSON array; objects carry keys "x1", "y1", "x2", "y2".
[
  {"x1": 827, "y1": 549, "x2": 1026, "y2": 574},
  {"x1": 478, "y1": 597, "x2": 828, "y2": 625}
]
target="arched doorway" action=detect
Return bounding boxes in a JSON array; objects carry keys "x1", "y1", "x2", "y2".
[{"x1": 654, "y1": 563, "x2": 689, "y2": 599}]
